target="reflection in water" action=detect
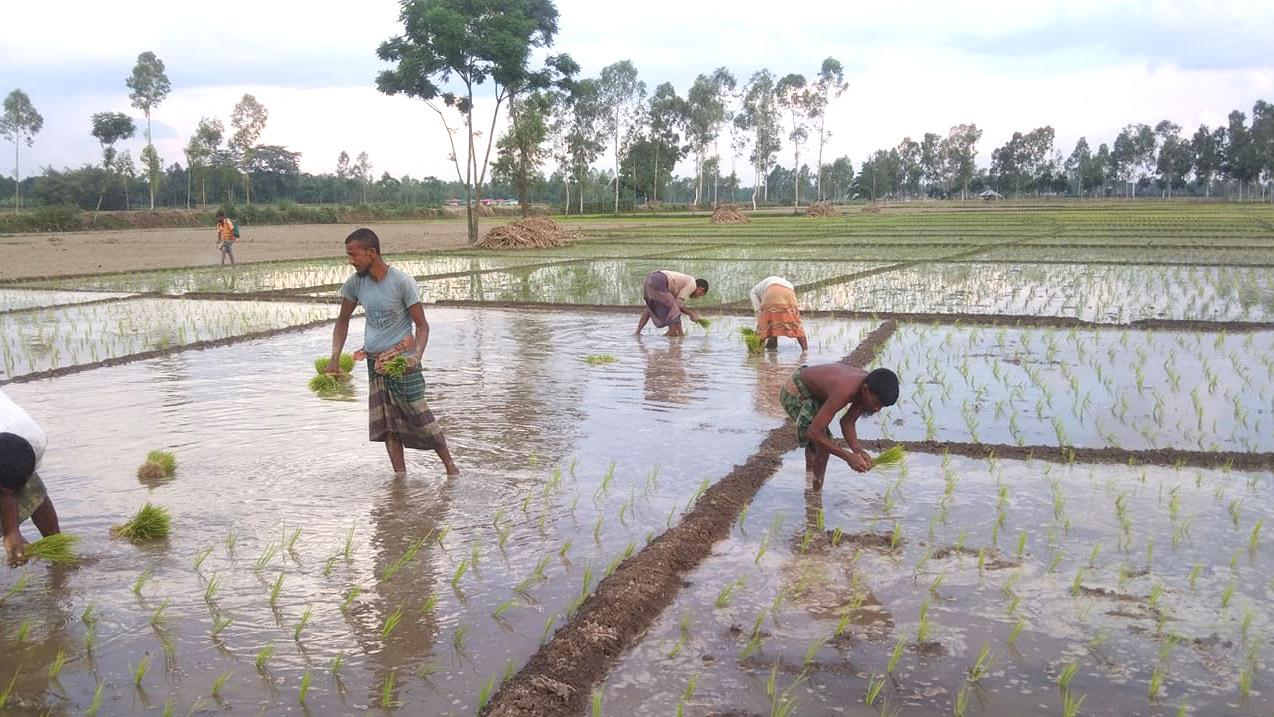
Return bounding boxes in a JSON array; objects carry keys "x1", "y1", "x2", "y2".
[
  {"x1": 354, "y1": 476, "x2": 453, "y2": 705},
  {"x1": 637, "y1": 337, "x2": 692, "y2": 406},
  {"x1": 753, "y1": 350, "x2": 801, "y2": 419}
]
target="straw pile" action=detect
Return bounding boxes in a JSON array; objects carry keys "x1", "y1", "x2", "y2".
[
  {"x1": 710, "y1": 204, "x2": 749, "y2": 224},
  {"x1": 805, "y1": 202, "x2": 838, "y2": 217},
  {"x1": 476, "y1": 217, "x2": 574, "y2": 250}
]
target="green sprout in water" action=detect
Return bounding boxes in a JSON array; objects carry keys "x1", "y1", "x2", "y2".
[
  {"x1": 255, "y1": 642, "x2": 275, "y2": 671},
  {"x1": 146, "y1": 450, "x2": 178, "y2": 476},
  {"x1": 131, "y1": 653, "x2": 151, "y2": 686},
  {"x1": 210, "y1": 670, "x2": 232, "y2": 699},
  {"x1": 584, "y1": 354, "x2": 618, "y2": 365},
  {"x1": 382, "y1": 604, "x2": 404, "y2": 639}
]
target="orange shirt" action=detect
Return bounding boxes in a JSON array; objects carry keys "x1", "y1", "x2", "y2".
[{"x1": 217, "y1": 219, "x2": 236, "y2": 242}]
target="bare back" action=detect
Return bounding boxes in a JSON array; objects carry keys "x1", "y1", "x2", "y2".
[{"x1": 799, "y1": 363, "x2": 868, "y2": 410}]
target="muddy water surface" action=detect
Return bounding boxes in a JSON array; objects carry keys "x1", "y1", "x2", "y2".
[{"x1": 0, "y1": 309, "x2": 871, "y2": 715}]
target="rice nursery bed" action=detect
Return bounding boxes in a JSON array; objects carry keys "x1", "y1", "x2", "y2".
[
  {"x1": 800, "y1": 263, "x2": 1274, "y2": 322},
  {"x1": 0, "y1": 298, "x2": 339, "y2": 380},
  {"x1": 600, "y1": 449, "x2": 1274, "y2": 717},
  {"x1": 0, "y1": 288, "x2": 134, "y2": 313},
  {"x1": 9, "y1": 256, "x2": 547, "y2": 295},
  {"x1": 0, "y1": 308, "x2": 875, "y2": 715}
]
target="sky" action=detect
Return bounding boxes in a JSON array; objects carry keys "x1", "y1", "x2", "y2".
[{"x1": 3, "y1": 0, "x2": 1273, "y2": 183}]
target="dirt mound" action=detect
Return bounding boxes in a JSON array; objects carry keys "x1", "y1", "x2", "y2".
[
  {"x1": 805, "y1": 202, "x2": 838, "y2": 217},
  {"x1": 710, "y1": 204, "x2": 749, "y2": 224},
  {"x1": 475, "y1": 216, "x2": 574, "y2": 250}
]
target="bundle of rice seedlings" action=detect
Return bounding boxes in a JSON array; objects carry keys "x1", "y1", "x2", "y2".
[
  {"x1": 382, "y1": 356, "x2": 410, "y2": 379},
  {"x1": 112, "y1": 503, "x2": 172, "y2": 542},
  {"x1": 309, "y1": 374, "x2": 341, "y2": 393},
  {"x1": 313, "y1": 354, "x2": 356, "y2": 375},
  {"x1": 25, "y1": 533, "x2": 80, "y2": 566},
  {"x1": 137, "y1": 461, "x2": 166, "y2": 481},
  {"x1": 740, "y1": 327, "x2": 764, "y2": 354},
  {"x1": 873, "y1": 445, "x2": 906, "y2": 467},
  {"x1": 146, "y1": 450, "x2": 177, "y2": 476},
  {"x1": 584, "y1": 355, "x2": 617, "y2": 365},
  {"x1": 695, "y1": 317, "x2": 712, "y2": 328}
]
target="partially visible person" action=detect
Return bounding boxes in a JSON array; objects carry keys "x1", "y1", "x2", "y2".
[
  {"x1": 215, "y1": 211, "x2": 238, "y2": 266},
  {"x1": 779, "y1": 363, "x2": 899, "y2": 490},
  {"x1": 1, "y1": 389, "x2": 61, "y2": 566},
  {"x1": 749, "y1": 275, "x2": 808, "y2": 351},
  {"x1": 327, "y1": 228, "x2": 459, "y2": 478},
  {"x1": 636, "y1": 270, "x2": 709, "y2": 337}
]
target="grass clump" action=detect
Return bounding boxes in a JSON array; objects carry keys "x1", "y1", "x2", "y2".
[
  {"x1": 873, "y1": 445, "x2": 906, "y2": 467},
  {"x1": 740, "y1": 327, "x2": 764, "y2": 354},
  {"x1": 24, "y1": 533, "x2": 80, "y2": 566},
  {"x1": 146, "y1": 450, "x2": 177, "y2": 476},
  {"x1": 584, "y1": 354, "x2": 617, "y2": 365},
  {"x1": 112, "y1": 503, "x2": 171, "y2": 542}
]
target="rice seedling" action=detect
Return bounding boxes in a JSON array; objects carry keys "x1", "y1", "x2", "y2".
[
  {"x1": 313, "y1": 353, "x2": 355, "y2": 374},
  {"x1": 1250, "y1": 518, "x2": 1263, "y2": 551},
  {"x1": 420, "y1": 591, "x2": 439, "y2": 615},
  {"x1": 591, "y1": 686, "x2": 605, "y2": 717},
  {"x1": 269, "y1": 573, "x2": 285, "y2": 606},
  {"x1": 740, "y1": 327, "x2": 764, "y2": 354},
  {"x1": 381, "y1": 534, "x2": 428, "y2": 580},
  {"x1": 146, "y1": 449, "x2": 178, "y2": 476},
  {"x1": 330, "y1": 653, "x2": 345, "y2": 675},
  {"x1": 1149, "y1": 664, "x2": 1165, "y2": 700},
  {"x1": 1239, "y1": 664, "x2": 1252, "y2": 699},
  {"x1": 493, "y1": 597, "x2": 518, "y2": 620},
  {"x1": 383, "y1": 356, "x2": 409, "y2": 378},
  {"x1": 48, "y1": 648, "x2": 66, "y2": 680},
  {"x1": 210, "y1": 670, "x2": 232, "y2": 698},
  {"x1": 255, "y1": 541, "x2": 280, "y2": 571},
  {"x1": 887, "y1": 635, "x2": 906, "y2": 674},
  {"x1": 255, "y1": 642, "x2": 274, "y2": 671},
  {"x1": 803, "y1": 634, "x2": 828, "y2": 665},
  {"x1": 452, "y1": 623, "x2": 470, "y2": 651},
  {"x1": 541, "y1": 614, "x2": 557, "y2": 644},
  {"x1": 954, "y1": 686, "x2": 969, "y2": 716},
  {"x1": 968, "y1": 643, "x2": 993, "y2": 684},
  {"x1": 193, "y1": 545, "x2": 214, "y2": 571},
  {"x1": 585, "y1": 354, "x2": 618, "y2": 365},
  {"x1": 478, "y1": 673, "x2": 498, "y2": 712},
  {"x1": 299, "y1": 669, "x2": 312, "y2": 704},
  {"x1": 1220, "y1": 581, "x2": 1235, "y2": 609},
  {"x1": 204, "y1": 573, "x2": 221, "y2": 603},
  {"x1": 23, "y1": 532, "x2": 80, "y2": 566},
  {"x1": 341, "y1": 585, "x2": 362, "y2": 611},
  {"x1": 131, "y1": 653, "x2": 151, "y2": 686},
  {"x1": 16, "y1": 619, "x2": 32, "y2": 643},
  {"x1": 343, "y1": 524, "x2": 356, "y2": 558},
  {"x1": 85, "y1": 681, "x2": 104, "y2": 716},
  {"x1": 865, "y1": 674, "x2": 885, "y2": 706},
  {"x1": 381, "y1": 670, "x2": 398, "y2": 708},
  {"x1": 1057, "y1": 662, "x2": 1079, "y2": 690},
  {"x1": 150, "y1": 598, "x2": 170, "y2": 625},
  {"x1": 1062, "y1": 690, "x2": 1086, "y2": 717},
  {"x1": 451, "y1": 558, "x2": 470, "y2": 588},
  {"x1": 212, "y1": 616, "x2": 233, "y2": 638},
  {"x1": 916, "y1": 599, "x2": 933, "y2": 642},
  {"x1": 294, "y1": 605, "x2": 313, "y2": 641},
  {"x1": 113, "y1": 503, "x2": 171, "y2": 542},
  {"x1": 382, "y1": 603, "x2": 404, "y2": 639},
  {"x1": 133, "y1": 566, "x2": 154, "y2": 595}
]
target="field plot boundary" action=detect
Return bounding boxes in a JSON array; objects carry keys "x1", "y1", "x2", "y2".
[
  {"x1": 0, "y1": 292, "x2": 147, "y2": 317},
  {"x1": 482, "y1": 321, "x2": 898, "y2": 717},
  {"x1": 863, "y1": 438, "x2": 1274, "y2": 471}
]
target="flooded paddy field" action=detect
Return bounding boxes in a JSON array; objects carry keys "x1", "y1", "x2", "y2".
[
  {"x1": 0, "y1": 289, "x2": 134, "y2": 313},
  {"x1": 3, "y1": 204, "x2": 1273, "y2": 716},
  {"x1": 0, "y1": 309, "x2": 871, "y2": 715},
  {"x1": 601, "y1": 451, "x2": 1273, "y2": 716}
]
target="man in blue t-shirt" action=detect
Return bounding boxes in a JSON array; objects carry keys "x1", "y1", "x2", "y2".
[{"x1": 326, "y1": 228, "x2": 458, "y2": 477}]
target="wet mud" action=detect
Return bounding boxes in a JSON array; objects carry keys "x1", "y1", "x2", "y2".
[{"x1": 483, "y1": 321, "x2": 899, "y2": 716}]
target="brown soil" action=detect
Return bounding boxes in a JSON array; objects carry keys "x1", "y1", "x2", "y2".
[
  {"x1": 482, "y1": 321, "x2": 899, "y2": 717},
  {"x1": 710, "y1": 204, "x2": 749, "y2": 224},
  {"x1": 930, "y1": 545, "x2": 1019, "y2": 570},
  {"x1": 805, "y1": 202, "x2": 838, "y2": 217},
  {"x1": 861, "y1": 205, "x2": 882, "y2": 214},
  {"x1": 476, "y1": 217, "x2": 576, "y2": 250}
]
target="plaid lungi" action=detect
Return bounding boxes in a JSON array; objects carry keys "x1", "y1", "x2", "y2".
[
  {"x1": 16, "y1": 472, "x2": 48, "y2": 524},
  {"x1": 779, "y1": 369, "x2": 831, "y2": 448},
  {"x1": 757, "y1": 284, "x2": 806, "y2": 340},
  {"x1": 366, "y1": 356, "x2": 444, "y2": 450}
]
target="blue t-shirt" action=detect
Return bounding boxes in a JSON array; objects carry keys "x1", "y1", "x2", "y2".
[{"x1": 339, "y1": 266, "x2": 422, "y2": 353}]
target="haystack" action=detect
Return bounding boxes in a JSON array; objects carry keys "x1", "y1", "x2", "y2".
[
  {"x1": 476, "y1": 216, "x2": 575, "y2": 249},
  {"x1": 805, "y1": 202, "x2": 838, "y2": 217},
  {"x1": 710, "y1": 203, "x2": 749, "y2": 224}
]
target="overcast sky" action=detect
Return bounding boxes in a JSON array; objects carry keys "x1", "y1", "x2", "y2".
[{"x1": 3, "y1": 0, "x2": 1272, "y2": 183}]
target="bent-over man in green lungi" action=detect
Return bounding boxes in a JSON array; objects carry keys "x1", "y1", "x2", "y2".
[{"x1": 327, "y1": 228, "x2": 459, "y2": 478}]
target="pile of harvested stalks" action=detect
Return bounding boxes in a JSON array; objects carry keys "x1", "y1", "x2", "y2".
[
  {"x1": 710, "y1": 204, "x2": 749, "y2": 224},
  {"x1": 476, "y1": 217, "x2": 574, "y2": 249}
]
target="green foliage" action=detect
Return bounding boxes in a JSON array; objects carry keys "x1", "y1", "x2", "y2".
[
  {"x1": 315, "y1": 353, "x2": 356, "y2": 374},
  {"x1": 146, "y1": 450, "x2": 177, "y2": 476},
  {"x1": 873, "y1": 445, "x2": 906, "y2": 467},
  {"x1": 383, "y1": 356, "x2": 410, "y2": 378},
  {"x1": 24, "y1": 533, "x2": 80, "y2": 566},
  {"x1": 740, "y1": 327, "x2": 764, "y2": 354},
  {"x1": 584, "y1": 354, "x2": 617, "y2": 365}
]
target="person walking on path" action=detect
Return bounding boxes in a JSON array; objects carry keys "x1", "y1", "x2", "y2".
[
  {"x1": 779, "y1": 363, "x2": 899, "y2": 490},
  {"x1": 749, "y1": 276, "x2": 808, "y2": 351},
  {"x1": 215, "y1": 211, "x2": 238, "y2": 267},
  {"x1": 636, "y1": 269, "x2": 709, "y2": 337},
  {"x1": 326, "y1": 228, "x2": 459, "y2": 478},
  {"x1": 1, "y1": 389, "x2": 62, "y2": 566}
]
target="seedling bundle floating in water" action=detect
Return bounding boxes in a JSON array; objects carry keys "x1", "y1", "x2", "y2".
[
  {"x1": 584, "y1": 354, "x2": 617, "y2": 365},
  {"x1": 137, "y1": 450, "x2": 177, "y2": 480},
  {"x1": 112, "y1": 503, "x2": 172, "y2": 542},
  {"x1": 24, "y1": 533, "x2": 80, "y2": 566},
  {"x1": 740, "y1": 328, "x2": 764, "y2": 354},
  {"x1": 309, "y1": 353, "x2": 356, "y2": 395}
]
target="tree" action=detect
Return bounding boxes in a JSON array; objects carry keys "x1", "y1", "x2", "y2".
[
  {"x1": 854, "y1": 148, "x2": 899, "y2": 201},
  {"x1": 377, "y1": 0, "x2": 560, "y2": 243},
  {"x1": 141, "y1": 144, "x2": 163, "y2": 207},
  {"x1": 598, "y1": 60, "x2": 647, "y2": 214},
  {"x1": 1111, "y1": 124, "x2": 1156, "y2": 197},
  {"x1": 735, "y1": 69, "x2": 782, "y2": 209},
  {"x1": 90, "y1": 111, "x2": 135, "y2": 213},
  {"x1": 775, "y1": 73, "x2": 815, "y2": 210},
  {"x1": 126, "y1": 52, "x2": 171, "y2": 209},
  {"x1": 685, "y1": 68, "x2": 735, "y2": 208},
  {"x1": 230, "y1": 94, "x2": 269, "y2": 204},
  {"x1": 562, "y1": 78, "x2": 606, "y2": 214},
  {"x1": 919, "y1": 132, "x2": 943, "y2": 196},
  {"x1": 1, "y1": 89, "x2": 43, "y2": 213},
  {"x1": 1249, "y1": 100, "x2": 1274, "y2": 200},
  {"x1": 811, "y1": 58, "x2": 847, "y2": 200},
  {"x1": 825, "y1": 155, "x2": 854, "y2": 201},
  {"x1": 619, "y1": 135, "x2": 685, "y2": 202},
  {"x1": 499, "y1": 53, "x2": 577, "y2": 215},
  {"x1": 896, "y1": 137, "x2": 921, "y2": 198},
  {"x1": 185, "y1": 117, "x2": 223, "y2": 207},
  {"x1": 1153, "y1": 121, "x2": 1193, "y2": 196},
  {"x1": 1066, "y1": 137, "x2": 1106, "y2": 195},
  {"x1": 355, "y1": 151, "x2": 373, "y2": 203},
  {"x1": 942, "y1": 124, "x2": 982, "y2": 199},
  {"x1": 646, "y1": 82, "x2": 688, "y2": 204},
  {"x1": 116, "y1": 149, "x2": 136, "y2": 209}
]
